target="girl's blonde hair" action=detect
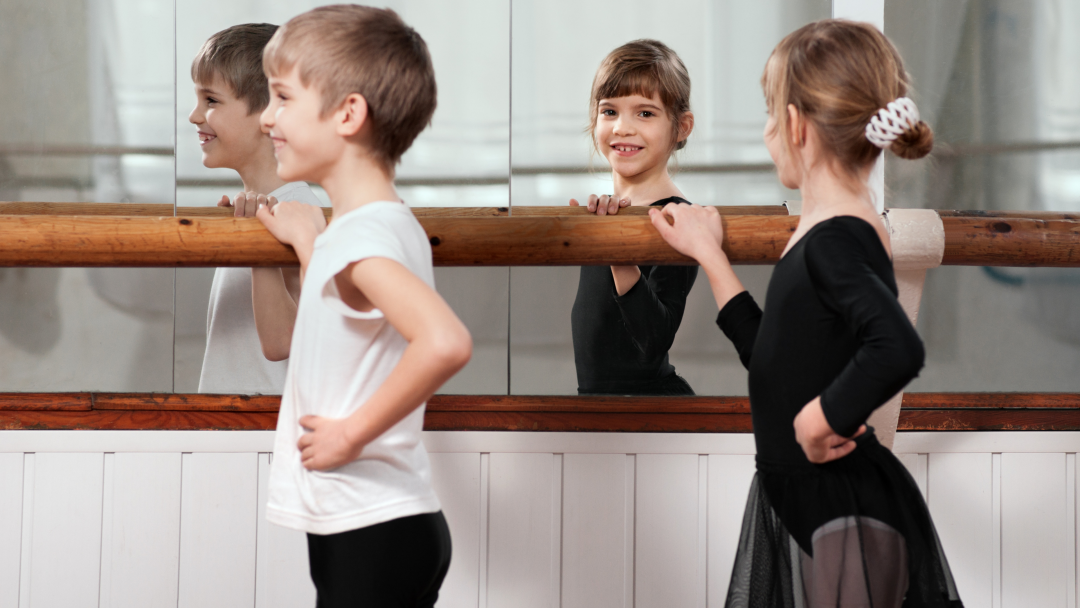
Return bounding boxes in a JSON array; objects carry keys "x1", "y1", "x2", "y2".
[
  {"x1": 762, "y1": 19, "x2": 933, "y2": 180},
  {"x1": 588, "y1": 39, "x2": 691, "y2": 153}
]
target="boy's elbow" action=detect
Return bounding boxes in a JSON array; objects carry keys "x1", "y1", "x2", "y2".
[
  {"x1": 433, "y1": 324, "x2": 472, "y2": 372},
  {"x1": 261, "y1": 340, "x2": 290, "y2": 362}
]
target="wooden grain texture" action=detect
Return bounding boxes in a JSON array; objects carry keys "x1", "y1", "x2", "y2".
[
  {"x1": 3, "y1": 393, "x2": 1080, "y2": 431},
  {"x1": 0, "y1": 393, "x2": 91, "y2": 411},
  {"x1": 941, "y1": 217, "x2": 1080, "y2": 267},
  {"x1": 3, "y1": 211, "x2": 1080, "y2": 267},
  {"x1": 92, "y1": 393, "x2": 282, "y2": 412},
  {"x1": 0, "y1": 410, "x2": 277, "y2": 430}
]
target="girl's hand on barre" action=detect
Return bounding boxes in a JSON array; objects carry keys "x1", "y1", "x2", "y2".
[
  {"x1": 570, "y1": 194, "x2": 630, "y2": 216},
  {"x1": 793, "y1": 397, "x2": 866, "y2": 464},
  {"x1": 649, "y1": 203, "x2": 725, "y2": 262}
]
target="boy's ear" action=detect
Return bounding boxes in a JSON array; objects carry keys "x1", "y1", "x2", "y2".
[
  {"x1": 678, "y1": 111, "x2": 695, "y2": 142},
  {"x1": 336, "y1": 93, "x2": 369, "y2": 138}
]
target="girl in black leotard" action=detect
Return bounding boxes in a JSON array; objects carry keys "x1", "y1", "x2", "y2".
[
  {"x1": 569, "y1": 39, "x2": 698, "y2": 396},
  {"x1": 651, "y1": 21, "x2": 961, "y2": 608}
]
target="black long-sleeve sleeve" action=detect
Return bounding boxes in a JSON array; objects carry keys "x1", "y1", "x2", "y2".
[
  {"x1": 716, "y1": 290, "x2": 762, "y2": 370},
  {"x1": 614, "y1": 265, "x2": 698, "y2": 358},
  {"x1": 804, "y1": 224, "x2": 925, "y2": 437}
]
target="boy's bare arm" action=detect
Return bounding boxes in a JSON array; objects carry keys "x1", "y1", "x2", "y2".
[
  {"x1": 251, "y1": 268, "x2": 299, "y2": 361},
  {"x1": 253, "y1": 198, "x2": 322, "y2": 360},
  {"x1": 296, "y1": 258, "x2": 472, "y2": 471}
]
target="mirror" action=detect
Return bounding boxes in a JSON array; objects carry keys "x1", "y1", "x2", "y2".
[
  {"x1": 507, "y1": 0, "x2": 828, "y2": 395},
  {"x1": 173, "y1": 0, "x2": 510, "y2": 393},
  {"x1": 0, "y1": 0, "x2": 175, "y2": 391},
  {"x1": 886, "y1": 0, "x2": 1080, "y2": 391}
]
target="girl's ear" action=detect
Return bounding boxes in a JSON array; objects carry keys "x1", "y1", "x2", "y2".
[
  {"x1": 677, "y1": 111, "x2": 695, "y2": 143},
  {"x1": 786, "y1": 103, "x2": 805, "y2": 148},
  {"x1": 336, "y1": 93, "x2": 369, "y2": 137}
]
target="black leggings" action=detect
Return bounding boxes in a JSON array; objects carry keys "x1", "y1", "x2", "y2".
[{"x1": 307, "y1": 511, "x2": 452, "y2": 608}]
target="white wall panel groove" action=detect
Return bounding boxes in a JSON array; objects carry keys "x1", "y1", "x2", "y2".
[{"x1": 0, "y1": 432, "x2": 1078, "y2": 607}]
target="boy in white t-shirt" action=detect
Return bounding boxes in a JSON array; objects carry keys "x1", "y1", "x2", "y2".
[
  {"x1": 254, "y1": 7, "x2": 472, "y2": 607},
  {"x1": 188, "y1": 23, "x2": 322, "y2": 394}
]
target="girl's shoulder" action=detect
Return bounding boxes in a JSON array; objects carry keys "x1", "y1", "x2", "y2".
[{"x1": 649, "y1": 196, "x2": 691, "y2": 207}]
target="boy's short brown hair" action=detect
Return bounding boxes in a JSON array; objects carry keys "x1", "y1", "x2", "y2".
[
  {"x1": 263, "y1": 5, "x2": 437, "y2": 172},
  {"x1": 191, "y1": 23, "x2": 279, "y2": 115}
]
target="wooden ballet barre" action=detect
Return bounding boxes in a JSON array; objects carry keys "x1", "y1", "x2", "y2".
[
  {"x1": 0, "y1": 210, "x2": 1079, "y2": 267},
  {"x1": 2, "y1": 392, "x2": 1080, "y2": 432}
]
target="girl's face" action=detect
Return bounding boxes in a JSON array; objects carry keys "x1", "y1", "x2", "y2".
[
  {"x1": 595, "y1": 93, "x2": 678, "y2": 178},
  {"x1": 764, "y1": 105, "x2": 802, "y2": 190}
]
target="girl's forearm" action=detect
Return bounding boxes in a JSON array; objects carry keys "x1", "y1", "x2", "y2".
[
  {"x1": 610, "y1": 265, "x2": 642, "y2": 296},
  {"x1": 343, "y1": 329, "x2": 471, "y2": 449},
  {"x1": 699, "y1": 251, "x2": 746, "y2": 311}
]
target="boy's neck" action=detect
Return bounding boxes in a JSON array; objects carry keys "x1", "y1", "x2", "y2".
[
  {"x1": 318, "y1": 149, "x2": 400, "y2": 216},
  {"x1": 612, "y1": 162, "x2": 684, "y2": 206},
  {"x1": 236, "y1": 152, "x2": 289, "y2": 195}
]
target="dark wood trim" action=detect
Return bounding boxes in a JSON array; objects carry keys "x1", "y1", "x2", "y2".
[{"x1": 3, "y1": 392, "x2": 1080, "y2": 432}]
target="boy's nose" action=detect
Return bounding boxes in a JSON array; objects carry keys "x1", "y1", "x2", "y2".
[
  {"x1": 259, "y1": 105, "x2": 274, "y2": 130},
  {"x1": 188, "y1": 107, "x2": 201, "y2": 125}
]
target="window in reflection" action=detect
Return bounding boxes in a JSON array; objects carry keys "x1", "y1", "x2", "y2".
[
  {"x1": 887, "y1": 0, "x2": 1080, "y2": 391},
  {"x1": 0, "y1": 0, "x2": 175, "y2": 391}
]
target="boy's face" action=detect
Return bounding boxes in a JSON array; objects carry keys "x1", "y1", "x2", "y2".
[
  {"x1": 262, "y1": 68, "x2": 342, "y2": 184},
  {"x1": 188, "y1": 74, "x2": 270, "y2": 171}
]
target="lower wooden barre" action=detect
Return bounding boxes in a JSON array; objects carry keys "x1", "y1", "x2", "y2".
[{"x1": 3, "y1": 392, "x2": 1080, "y2": 431}]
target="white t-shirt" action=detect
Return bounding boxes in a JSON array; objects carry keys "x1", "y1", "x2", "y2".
[
  {"x1": 266, "y1": 201, "x2": 441, "y2": 535},
  {"x1": 198, "y1": 182, "x2": 324, "y2": 395}
]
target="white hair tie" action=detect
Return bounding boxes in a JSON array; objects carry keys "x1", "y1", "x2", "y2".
[{"x1": 865, "y1": 97, "x2": 920, "y2": 148}]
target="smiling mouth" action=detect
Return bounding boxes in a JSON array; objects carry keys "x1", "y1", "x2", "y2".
[
  {"x1": 198, "y1": 132, "x2": 216, "y2": 145},
  {"x1": 611, "y1": 144, "x2": 643, "y2": 156}
]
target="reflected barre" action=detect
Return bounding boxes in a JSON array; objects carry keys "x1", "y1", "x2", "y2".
[
  {"x1": 0, "y1": 206, "x2": 1079, "y2": 267},
  {"x1": 1, "y1": 392, "x2": 1079, "y2": 432}
]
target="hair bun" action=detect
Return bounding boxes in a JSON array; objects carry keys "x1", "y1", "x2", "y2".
[{"x1": 890, "y1": 120, "x2": 934, "y2": 160}]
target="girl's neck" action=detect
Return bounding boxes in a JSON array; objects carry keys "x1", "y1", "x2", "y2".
[
  {"x1": 612, "y1": 162, "x2": 684, "y2": 206},
  {"x1": 798, "y1": 163, "x2": 876, "y2": 219}
]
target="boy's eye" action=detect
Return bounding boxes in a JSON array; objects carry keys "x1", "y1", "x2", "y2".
[{"x1": 206, "y1": 97, "x2": 218, "y2": 104}]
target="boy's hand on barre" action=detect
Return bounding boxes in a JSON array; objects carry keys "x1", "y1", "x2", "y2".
[
  {"x1": 226, "y1": 191, "x2": 278, "y2": 218},
  {"x1": 570, "y1": 194, "x2": 630, "y2": 216},
  {"x1": 793, "y1": 397, "x2": 866, "y2": 464},
  {"x1": 649, "y1": 203, "x2": 725, "y2": 262},
  {"x1": 257, "y1": 200, "x2": 327, "y2": 248},
  {"x1": 297, "y1": 414, "x2": 364, "y2": 471}
]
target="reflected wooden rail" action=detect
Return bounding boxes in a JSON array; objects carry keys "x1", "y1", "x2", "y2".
[
  {"x1": 1, "y1": 393, "x2": 1078, "y2": 432},
  {"x1": 0, "y1": 205, "x2": 1079, "y2": 267}
]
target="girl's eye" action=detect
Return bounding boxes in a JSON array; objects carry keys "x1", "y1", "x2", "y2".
[
  {"x1": 601, "y1": 109, "x2": 615, "y2": 116},
  {"x1": 640, "y1": 111, "x2": 654, "y2": 118}
]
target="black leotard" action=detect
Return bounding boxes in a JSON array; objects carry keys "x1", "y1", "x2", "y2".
[
  {"x1": 571, "y1": 197, "x2": 698, "y2": 395},
  {"x1": 717, "y1": 216, "x2": 962, "y2": 607},
  {"x1": 718, "y1": 215, "x2": 924, "y2": 465}
]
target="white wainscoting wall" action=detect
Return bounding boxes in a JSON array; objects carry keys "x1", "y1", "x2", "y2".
[{"x1": 0, "y1": 431, "x2": 1078, "y2": 608}]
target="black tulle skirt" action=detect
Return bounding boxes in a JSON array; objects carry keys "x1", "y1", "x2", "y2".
[{"x1": 725, "y1": 432, "x2": 963, "y2": 608}]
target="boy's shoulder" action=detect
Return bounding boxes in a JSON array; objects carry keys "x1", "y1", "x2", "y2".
[
  {"x1": 270, "y1": 181, "x2": 322, "y2": 207},
  {"x1": 317, "y1": 202, "x2": 427, "y2": 258}
]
